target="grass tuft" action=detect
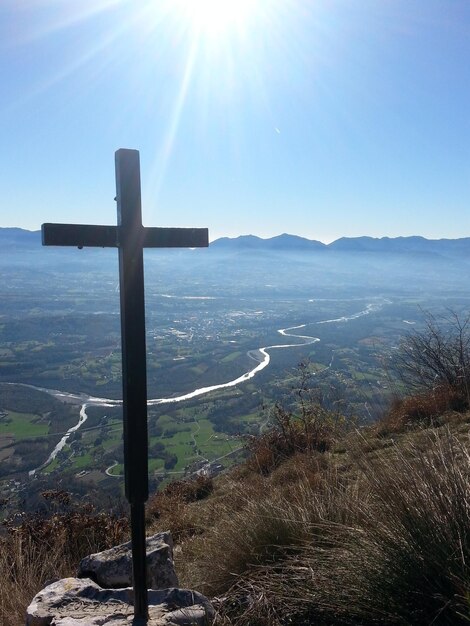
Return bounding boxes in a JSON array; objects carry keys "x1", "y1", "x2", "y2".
[{"x1": 180, "y1": 429, "x2": 470, "y2": 625}]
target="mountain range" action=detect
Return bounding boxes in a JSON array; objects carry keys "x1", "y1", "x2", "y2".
[
  {"x1": 2, "y1": 228, "x2": 470, "y2": 257},
  {"x1": 210, "y1": 233, "x2": 470, "y2": 257}
]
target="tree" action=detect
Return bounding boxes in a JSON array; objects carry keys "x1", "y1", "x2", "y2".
[{"x1": 395, "y1": 311, "x2": 470, "y2": 400}]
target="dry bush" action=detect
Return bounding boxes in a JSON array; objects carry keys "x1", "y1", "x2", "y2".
[
  {"x1": 395, "y1": 311, "x2": 470, "y2": 399},
  {"x1": 246, "y1": 362, "x2": 349, "y2": 476},
  {"x1": 4, "y1": 508, "x2": 129, "y2": 561},
  {"x1": 246, "y1": 400, "x2": 343, "y2": 476},
  {"x1": 267, "y1": 451, "x2": 327, "y2": 490},
  {"x1": 376, "y1": 384, "x2": 467, "y2": 435},
  {"x1": 245, "y1": 404, "x2": 330, "y2": 475},
  {"x1": 159, "y1": 475, "x2": 214, "y2": 504},
  {"x1": 379, "y1": 311, "x2": 470, "y2": 437},
  {"x1": 148, "y1": 497, "x2": 209, "y2": 544}
]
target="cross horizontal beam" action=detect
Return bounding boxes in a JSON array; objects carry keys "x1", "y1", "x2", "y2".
[{"x1": 42, "y1": 223, "x2": 209, "y2": 249}]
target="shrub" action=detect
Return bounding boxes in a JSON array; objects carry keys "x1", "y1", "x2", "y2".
[
  {"x1": 245, "y1": 402, "x2": 333, "y2": 475},
  {"x1": 3, "y1": 500, "x2": 129, "y2": 565},
  {"x1": 377, "y1": 312, "x2": 470, "y2": 435},
  {"x1": 162, "y1": 475, "x2": 214, "y2": 503},
  {"x1": 377, "y1": 383, "x2": 467, "y2": 435},
  {"x1": 246, "y1": 363, "x2": 347, "y2": 475}
]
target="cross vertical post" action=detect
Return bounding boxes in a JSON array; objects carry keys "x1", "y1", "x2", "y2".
[{"x1": 116, "y1": 149, "x2": 149, "y2": 621}]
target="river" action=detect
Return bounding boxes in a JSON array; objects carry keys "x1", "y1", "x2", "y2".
[{"x1": 26, "y1": 299, "x2": 387, "y2": 474}]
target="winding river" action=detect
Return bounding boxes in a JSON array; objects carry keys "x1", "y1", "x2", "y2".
[{"x1": 26, "y1": 299, "x2": 387, "y2": 474}]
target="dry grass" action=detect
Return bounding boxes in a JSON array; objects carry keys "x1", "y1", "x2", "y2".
[
  {"x1": 0, "y1": 534, "x2": 71, "y2": 626},
  {"x1": 146, "y1": 475, "x2": 214, "y2": 542},
  {"x1": 173, "y1": 427, "x2": 470, "y2": 626},
  {"x1": 347, "y1": 432, "x2": 470, "y2": 624},
  {"x1": 0, "y1": 494, "x2": 129, "y2": 626}
]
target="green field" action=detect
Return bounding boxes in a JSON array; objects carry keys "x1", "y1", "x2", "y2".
[
  {"x1": 70, "y1": 453, "x2": 94, "y2": 470},
  {"x1": 221, "y1": 351, "x2": 242, "y2": 363},
  {"x1": 43, "y1": 458, "x2": 59, "y2": 473},
  {"x1": 0, "y1": 411, "x2": 49, "y2": 439}
]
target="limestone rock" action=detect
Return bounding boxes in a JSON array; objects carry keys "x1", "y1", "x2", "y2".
[
  {"x1": 26, "y1": 577, "x2": 214, "y2": 626},
  {"x1": 78, "y1": 532, "x2": 178, "y2": 590}
]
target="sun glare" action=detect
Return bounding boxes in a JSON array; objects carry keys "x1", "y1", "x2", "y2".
[
  {"x1": 141, "y1": 0, "x2": 288, "y2": 206},
  {"x1": 174, "y1": 0, "x2": 258, "y2": 36}
]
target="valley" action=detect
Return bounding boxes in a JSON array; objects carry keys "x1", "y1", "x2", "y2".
[{"x1": 2, "y1": 235, "x2": 470, "y2": 511}]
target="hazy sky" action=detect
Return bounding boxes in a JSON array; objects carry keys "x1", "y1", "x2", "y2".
[{"x1": 1, "y1": 0, "x2": 469, "y2": 242}]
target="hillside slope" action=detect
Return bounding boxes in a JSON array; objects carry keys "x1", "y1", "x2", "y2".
[
  {"x1": 2, "y1": 397, "x2": 470, "y2": 625},
  {"x1": 145, "y1": 396, "x2": 470, "y2": 626}
]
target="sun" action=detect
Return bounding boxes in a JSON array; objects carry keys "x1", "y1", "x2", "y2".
[{"x1": 173, "y1": 0, "x2": 259, "y2": 36}]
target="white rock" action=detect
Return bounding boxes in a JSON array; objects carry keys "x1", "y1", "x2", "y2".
[
  {"x1": 26, "y1": 578, "x2": 214, "y2": 626},
  {"x1": 78, "y1": 532, "x2": 178, "y2": 590}
]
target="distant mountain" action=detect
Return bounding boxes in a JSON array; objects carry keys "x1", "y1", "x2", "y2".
[
  {"x1": 0, "y1": 228, "x2": 41, "y2": 248},
  {"x1": 211, "y1": 234, "x2": 470, "y2": 257},
  {"x1": 210, "y1": 235, "x2": 265, "y2": 250},
  {"x1": 210, "y1": 233, "x2": 326, "y2": 252},
  {"x1": 265, "y1": 234, "x2": 326, "y2": 251},
  {"x1": 329, "y1": 236, "x2": 429, "y2": 252},
  {"x1": 328, "y1": 236, "x2": 470, "y2": 256}
]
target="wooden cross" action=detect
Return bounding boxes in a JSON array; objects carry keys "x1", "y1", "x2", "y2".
[{"x1": 42, "y1": 149, "x2": 209, "y2": 622}]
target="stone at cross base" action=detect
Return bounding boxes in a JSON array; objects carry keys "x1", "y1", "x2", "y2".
[
  {"x1": 26, "y1": 532, "x2": 214, "y2": 626},
  {"x1": 78, "y1": 532, "x2": 178, "y2": 590}
]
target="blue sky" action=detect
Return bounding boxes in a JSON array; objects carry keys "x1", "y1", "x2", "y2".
[{"x1": 0, "y1": 0, "x2": 469, "y2": 242}]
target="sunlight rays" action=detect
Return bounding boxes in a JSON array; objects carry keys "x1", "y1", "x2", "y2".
[
  {"x1": 8, "y1": 0, "x2": 306, "y2": 218},
  {"x1": 145, "y1": 33, "x2": 201, "y2": 212},
  {"x1": 7, "y1": 0, "x2": 124, "y2": 45},
  {"x1": 142, "y1": 0, "x2": 293, "y2": 213}
]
